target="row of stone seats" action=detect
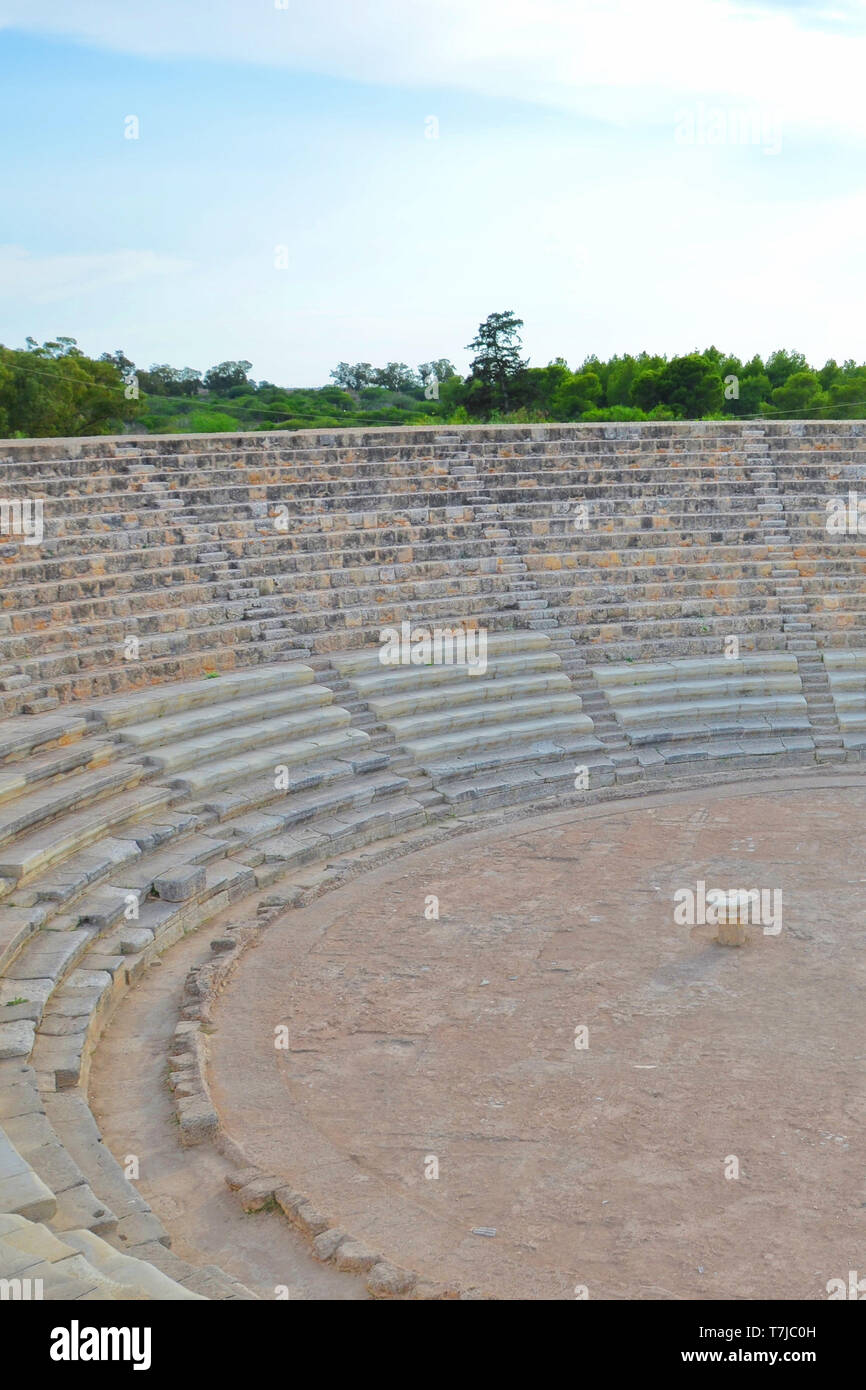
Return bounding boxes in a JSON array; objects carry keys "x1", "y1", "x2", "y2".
[
  {"x1": 0, "y1": 455, "x2": 743, "y2": 496},
  {"x1": 0, "y1": 423, "x2": 861, "y2": 699},
  {"x1": 1, "y1": 419, "x2": 863, "y2": 484},
  {"x1": 591, "y1": 653, "x2": 814, "y2": 770},
  {"x1": 0, "y1": 422, "x2": 797, "y2": 481},
  {"x1": 522, "y1": 538, "x2": 787, "y2": 661},
  {"x1": 333, "y1": 631, "x2": 614, "y2": 807},
  {"x1": 823, "y1": 651, "x2": 866, "y2": 752},
  {"x1": 472, "y1": 444, "x2": 794, "y2": 668},
  {"x1": 0, "y1": 442, "x2": 755, "y2": 534},
  {"x1": 8, "y1": 430, "x2": 857, "y2": 539},
  {"x1": 2, "y1": 422, "x2": 796, "y2": 478},
  {"x1": 5, "y1": 518, "x2": 510, "y2": 600},
  {"x1": 21, "y1": 454, "x2": 772, "y2": 535},
  {"x1": 0, "y1": 473, "x2": 774, "y2": 547}
]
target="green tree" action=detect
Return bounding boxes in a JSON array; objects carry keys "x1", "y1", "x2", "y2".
[
  {"x1": 465, "y1": 310, "x2": 527, "y2": 413},
  {"x1": 827, "y1": 365, "x2": 866, "y2": 417},
  {"x1": 657, "y1": 354, "x2": 724, "y2": 418},
  {"x1": 765, "y1": 349, "x2": 808, "y2": 388},
  {"x1": 437, "y1": 373, "x2": 469, "y2": 415},
  {"x1": 370, "y1": 362, "x2": 419, "y2": 392},
  {"x1": 99, "y1": 348, "x2": 136, "y2": 376},
  {"x1": 631, "y1": 368, "x2": 664, "y2": 412},
  {"x1": 329, "y1": 362, "x2": 375, "y2": 391},
  {"x1": 139, "y1": 363, "x2": 203, "y2": 396},
  {"x1": 725, "y1": 371, "x2": 772, "y2": 416},
  {"x1": 203, "y1": 360, "x2": 253, "y2": 394},
  {"x1": 417, "y1": 359, "x2": 457, "y2": 399},
  {"x1": 551, "y1": 370, "x2": 603, "y2": 420},
  {"x1": 818, "y1": 359, "x2": 841, "y2": 391},
  {"x1": 510, "y1": 362, "x2": 570, "y2": 416},
  {"x1": 769, "y1": 371, "x2": 827, "y2": 417},
  {"x1": 606, "y1": 354, "x2": 641, "y2": 406}
]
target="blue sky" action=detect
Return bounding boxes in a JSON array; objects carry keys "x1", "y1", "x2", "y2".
[{"x1": 1, "y1": 0, "x2": 865, "y2": 386}]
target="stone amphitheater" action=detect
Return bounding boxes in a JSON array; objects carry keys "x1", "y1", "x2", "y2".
[{"x1": 1, "y1": 420, "x2": 864, "y2": 1301}]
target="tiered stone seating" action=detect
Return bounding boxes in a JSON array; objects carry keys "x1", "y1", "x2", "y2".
[
  {"x1": 0, "y1": 419, "x2": 862, "y2": 1298},
  {"x1": 0, "y1": 424, "x2": 792, "y2": 715},
  {"x1": 0, "y1": 661, "x2": 424, "y2": 1297},
  {"x1": 0, "y1": 663, "x2": 420, "y2": 962},
  {"x1": 333, "y1": 631, "x2": 614, "y2": 807},
  {"x1": 473, "y1": 439, "x2": 787, "y2": 663},
  {"x1": 591, "y1": 653, "x2": 813, "y2": 771},
  {"x1": 0, "y1": 438, "x2": 540, "y2": 715}
]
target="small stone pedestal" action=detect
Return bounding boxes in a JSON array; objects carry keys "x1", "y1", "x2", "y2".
[{"x1": 716, "y1": 889, "x2": 750, "y2": 947}]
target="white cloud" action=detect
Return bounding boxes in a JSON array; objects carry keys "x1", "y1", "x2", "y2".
[{"x1": 1, "y1": 0, "x2": 865, "y2": 142}]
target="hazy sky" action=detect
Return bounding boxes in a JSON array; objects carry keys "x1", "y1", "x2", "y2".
[{"x1": 1, "y1": 0, "x2": 864, "y2": 385}]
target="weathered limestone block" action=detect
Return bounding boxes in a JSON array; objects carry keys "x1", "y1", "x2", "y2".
[{"x1": 153, "y1": 864, "x2": 205, "y2": 902}]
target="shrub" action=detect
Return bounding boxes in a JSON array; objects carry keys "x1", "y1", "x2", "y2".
[{"x1": 188, "y1": 409, "x2": 238, "y2": 433}]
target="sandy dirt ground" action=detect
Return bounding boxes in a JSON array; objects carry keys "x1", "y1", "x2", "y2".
[
  {"x1": 207, "y1": 782, "x2": 866, "y2": 1300},
  {"x1": 89, "y1": 924, "x2": 368, "y2": 1300}
]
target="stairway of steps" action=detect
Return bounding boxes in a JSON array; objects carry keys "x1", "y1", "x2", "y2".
[
  {"x1": 476, "y1": 502, "x2": 555, "y2": 624},
  {"x1": 0, "y1": 667, "x2": 44, "y2": 717},
  {"x1": 464, "y1": 502, "x2": 644, "y2": 785},
  {"x1": 747, "y1": 428, "x2": 847, "y2": 764},
  {"x1": 307, "y1": 654, "x2": 448, "y2": 815},
  {"x1": 437, "y1": 433, "x2": 493, "y2": 507},
  {"x1": 820, "y1": 652, "x2": 866, "y2": 757},
  {"x1": 166, "y1": 487, "x2": 299, "y2": 651},
  {"x1": 0, "y1": 507, "x2": 540, "y2": 716}
]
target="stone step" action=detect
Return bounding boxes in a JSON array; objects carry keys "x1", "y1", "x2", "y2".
[
  {"x1": 86, "y1": 664, "x2": 309, "y2": 731},
  {"x1": 0, "y1": 783, "x2": 176, "y2": 883},
  {"x1": 367, "y1": 671, "x2": 574, "y2": 720},
  {"x1": 406, "y1": 713, "x2": 599, "y2": 762},
  {"x1": 0, "y1": 1131, "x2": 56, "y2": 1222},
  {"x1": 0, "y1": 738, "x2": 116, "y2": 807},
  {"x1": 21, "y1": 698, "x2": 61, "y2": 716},
  {"x1": 141, "y1": 703, "x2": 350, "y2": 774},
  {"x1": 594, "y1": 654, "x2": 799, "y2": 687},
  {"x1": 332, "y1": 631, "x2": 552, "y2": 681},
  {"x1": 116, "y1": 681, "x2": 328, "y2": 753},
  {"x1": 166, "y1": 727, "x2": 370, "y2": 796},
  {"x1": 388, "y1": 690, "x2": 588, "y2": 741},
  {"x1": 0, "y1": 761, "x2": 151, "y2": 849},
  {"x1": 614, "y1": 695, "x2": 807, "y2": 731}
]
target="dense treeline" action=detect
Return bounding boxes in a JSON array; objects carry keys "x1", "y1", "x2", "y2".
[{"x1": 3, "y1": 314, "x2": 866, "y2": 437}]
